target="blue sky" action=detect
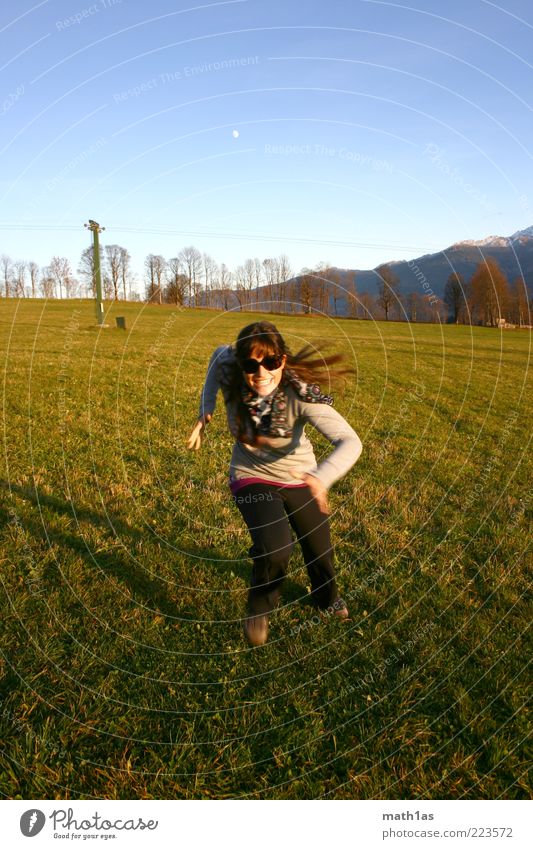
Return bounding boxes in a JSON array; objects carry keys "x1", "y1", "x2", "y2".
[{"x1": 1, "y1": 0, "x2": 533, "y2": 292}]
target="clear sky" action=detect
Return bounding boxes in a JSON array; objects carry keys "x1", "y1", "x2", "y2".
[{"x1": 1, "y1": 0, "x2": 533, "y2": 292}]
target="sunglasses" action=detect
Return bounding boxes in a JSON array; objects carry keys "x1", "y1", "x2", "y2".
[{"x1": 239, "y1": 354, "x2": 284, "y2": 374}]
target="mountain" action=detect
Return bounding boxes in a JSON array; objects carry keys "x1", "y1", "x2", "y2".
[
  {"x1": 206, "y1": 226, "x2": 533, "y2": 316},
  {"x1": 332, "y1": 226, "x2": 533, "y2": 308}
]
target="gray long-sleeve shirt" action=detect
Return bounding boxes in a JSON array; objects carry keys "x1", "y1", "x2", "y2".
[{"x1": 198, "y1": 344, "x2": 363, "y2": 490}]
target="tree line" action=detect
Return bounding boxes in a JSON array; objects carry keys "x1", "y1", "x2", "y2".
[{"x1": 1, "y1": 244, "x2": 530, "y2": 326}]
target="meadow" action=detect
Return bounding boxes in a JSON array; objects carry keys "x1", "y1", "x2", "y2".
[{"x1": 0, "y1": 298, "x2": 531, "y2": 799}]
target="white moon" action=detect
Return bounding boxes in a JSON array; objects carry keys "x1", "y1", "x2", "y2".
[{"x1": 232, "y1": 129, "x2": 239, "y2": 138}]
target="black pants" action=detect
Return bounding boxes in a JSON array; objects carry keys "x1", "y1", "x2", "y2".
[{"x1": 232, "y1": 482, "x2": 338, "y2": 615}]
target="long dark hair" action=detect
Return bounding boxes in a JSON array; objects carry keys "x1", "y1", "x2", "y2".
[{"x1": 224, "y1": 321, "x2": 354, "y2": 444}]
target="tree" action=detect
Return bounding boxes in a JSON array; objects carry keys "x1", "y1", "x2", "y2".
[
  {"x1": 78, "y1": 245, "x2": 103, "y2": 298},
  {"x1": 49, "y1": 256, "x2": 72, "y2": 299},
  {"x1": 202, "y1": 253, "x2": 218, "y2": 308},
  {"x1": 469, "y1": 257, "x2": 510, "y2": 326},
  {"x1": 253, "y1": 257, "x2": 263, "y2": 304},
  {"x1": 276, "y1": 254, "x2": 292, "y2": 312},
  {"x1": 358, "y1": 291, "x2": 374, "y2": 320},
  {"x1": 178, "y1": 246, "x2": 202, "y2": 306},
  {"x1": 298, "y1": 268, "x2": 315, "y2": 314},
  {"x1": 312, "y1": 262, "x2": 331, "y2": 314},
  {"x1": 376, "y1": 264, "x2": 401, "y2": 320},
  {"x1": 509, "y1": 277, "x2": 530, "y2": 327},
  {"x1": 40, "y1": 270, "x2": 55, "y2": 298},
  {"x1": 345, "y1": 270, "x2": 358, "y2": 318},
  {"x1": 119, "y1": 247, "x2": 132, "y2": 300},
  {"x1": 262, "y1": 258, "x2": 277, "y2": 307},
  {"x1": 444, "y1": 272, "x2": 466, "y2": 324},
  {"x1": 144, "y1": 254, "x2": 166, "y2": 304},
  {"x1": 1, "y1": 254, "x2": 12, "y2": 298},
  {"x1": 28, "y1": 261, "x2": 39, "y2": 298},
  {"x1": 166, "y1": 257, "x2": 188, "y2": 306},
  {"x1": 12, "y1": 260, "x2": 27, "y2": 297},
  {"x1": 105, "y1": 244, "x2": 122, "y2": 300},
  {"x1": 218, "y1": 263, "x2": 233, "y2": 310}
]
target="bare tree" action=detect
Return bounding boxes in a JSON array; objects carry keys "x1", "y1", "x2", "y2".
[
  {"x1": 345, "y1": 270, "x2": 358, "y2": 318},
  {"x1": 12, "y1": 260, "x2": 27, "y2": 297},
  {"x1": 1, "y1": 254, "x2": 13, "y2": 298},
  {"x1": 320, "y1": 267, "x2": 344, "y2": 316},
  {"x1": 262, "y1": 258, "x2": 277, "y2": 308},
  {"x1": 218, "y1": 263, "x2": 233, "y2": 310},
  {"x1": 49, "y1": 256, "x2": 72, "y2": 299},
  {"x1": 233, "y1": 264, "x2": 246, "y2": 311},
  {"x1": 376, "y1": 264, "x2": 401, "y2": 320},
  {"x1": 144, "y1": 254, "x2": 166, "y2": 304},
  {"x1": 358, "y1": 291, "x2": 374, "y2": 320},
  {"x1": 178, "y1": 246, "x2": 202, "y2": 306},
  {"x1": 40, "y1": 269, "x2": 55, "y2": 298},
  {"x1": 78, "y1": 245, "x2": 103, "y2": 297},
  {"x1": 119, "y1": 247, "x2": 132, "y2": 300},
  {"x1": 202, "y1": 252, "x2": 218, "y2": 308},
  {"x1": 509, "y1": 277, "x2": 530, "y2": 327},
  {"x1": 166, "y1": 257, "x2": 188, "y2": 305},
  {"x1": 28, "y1": 261, "x2": 39, "y2": 298},
  {"x1": 298, "y1": 268, "x2": 314, "y2": 314},
  {"x1": 312, "y1": 262, "x2": 331, "y2": 314},
  {"x1": 253, "y1": 257, "x2": 263, "y2": 304},
  {"x1": 105, "y1": 244, "x2": 122, "y2": 300},
  {"x1": 275, "y1": 254, "x2": 292, "y2": 312}
]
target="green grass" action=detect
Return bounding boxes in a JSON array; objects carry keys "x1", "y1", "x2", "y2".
[{"x1": 1, "y1": 298, "x2": 531, "y2": 799}]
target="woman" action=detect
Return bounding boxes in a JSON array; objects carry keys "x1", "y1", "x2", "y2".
[{"x1": 187, "y1": 321, "x2": 363, "y2": 646}]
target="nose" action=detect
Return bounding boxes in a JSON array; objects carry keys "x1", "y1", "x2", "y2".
[{"x1": 256, "y1": 363, "x2": 270, "y2": 376}]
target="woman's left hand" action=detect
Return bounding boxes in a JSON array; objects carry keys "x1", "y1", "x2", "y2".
[{"x1": 290, "y1": 471, "x2": 329, "y2": 515}]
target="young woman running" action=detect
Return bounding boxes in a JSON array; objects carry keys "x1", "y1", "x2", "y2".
[{"x1": 187, "y1": 321, "x2": 363, "y2": 646}]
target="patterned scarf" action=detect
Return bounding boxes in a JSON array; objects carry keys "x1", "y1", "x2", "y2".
[{"x1": 241, "y1": 368, "x2": 333, "y2": 438}]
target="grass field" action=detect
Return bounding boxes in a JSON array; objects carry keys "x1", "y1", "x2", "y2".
[{"x1": 0, "y1": 298, "x2": 531, "y2": 800}]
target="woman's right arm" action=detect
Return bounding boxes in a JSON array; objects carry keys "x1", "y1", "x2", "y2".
[{"x1": 187, "y1": 345, "x2": 230, "y2": 450}]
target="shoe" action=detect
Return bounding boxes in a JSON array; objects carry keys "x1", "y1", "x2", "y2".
[
  {"x1": 332, "y1": 597, "x2": 349, "y2": 620},
  {"x1": 318, "y1": 597, "x2": 349, "y2": 620},
  {"x1": 243, "y1": 612, "x2": 269, "y2": 646}
]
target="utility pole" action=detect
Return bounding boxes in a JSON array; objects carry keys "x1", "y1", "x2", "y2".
[{"x1": 84, "y1": 219, "x2": 106, "y2": 326}]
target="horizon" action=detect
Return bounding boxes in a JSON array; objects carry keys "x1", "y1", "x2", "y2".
[{"x1": 1, "y1": 1, "x2": 533, "y2": 293}]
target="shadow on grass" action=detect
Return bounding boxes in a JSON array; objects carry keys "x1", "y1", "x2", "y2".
[{"x1": 2, "y1": 481, "x2": 313, "y2": 622}]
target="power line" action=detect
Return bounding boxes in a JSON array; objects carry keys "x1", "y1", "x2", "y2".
[{"x1": 0, "y1": 222, "x2": 437, "y2": 254}]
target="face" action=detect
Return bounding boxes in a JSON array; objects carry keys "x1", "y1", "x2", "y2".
[{"x1": 242, "y1": 348, "x2": 287, "y2": 396}]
